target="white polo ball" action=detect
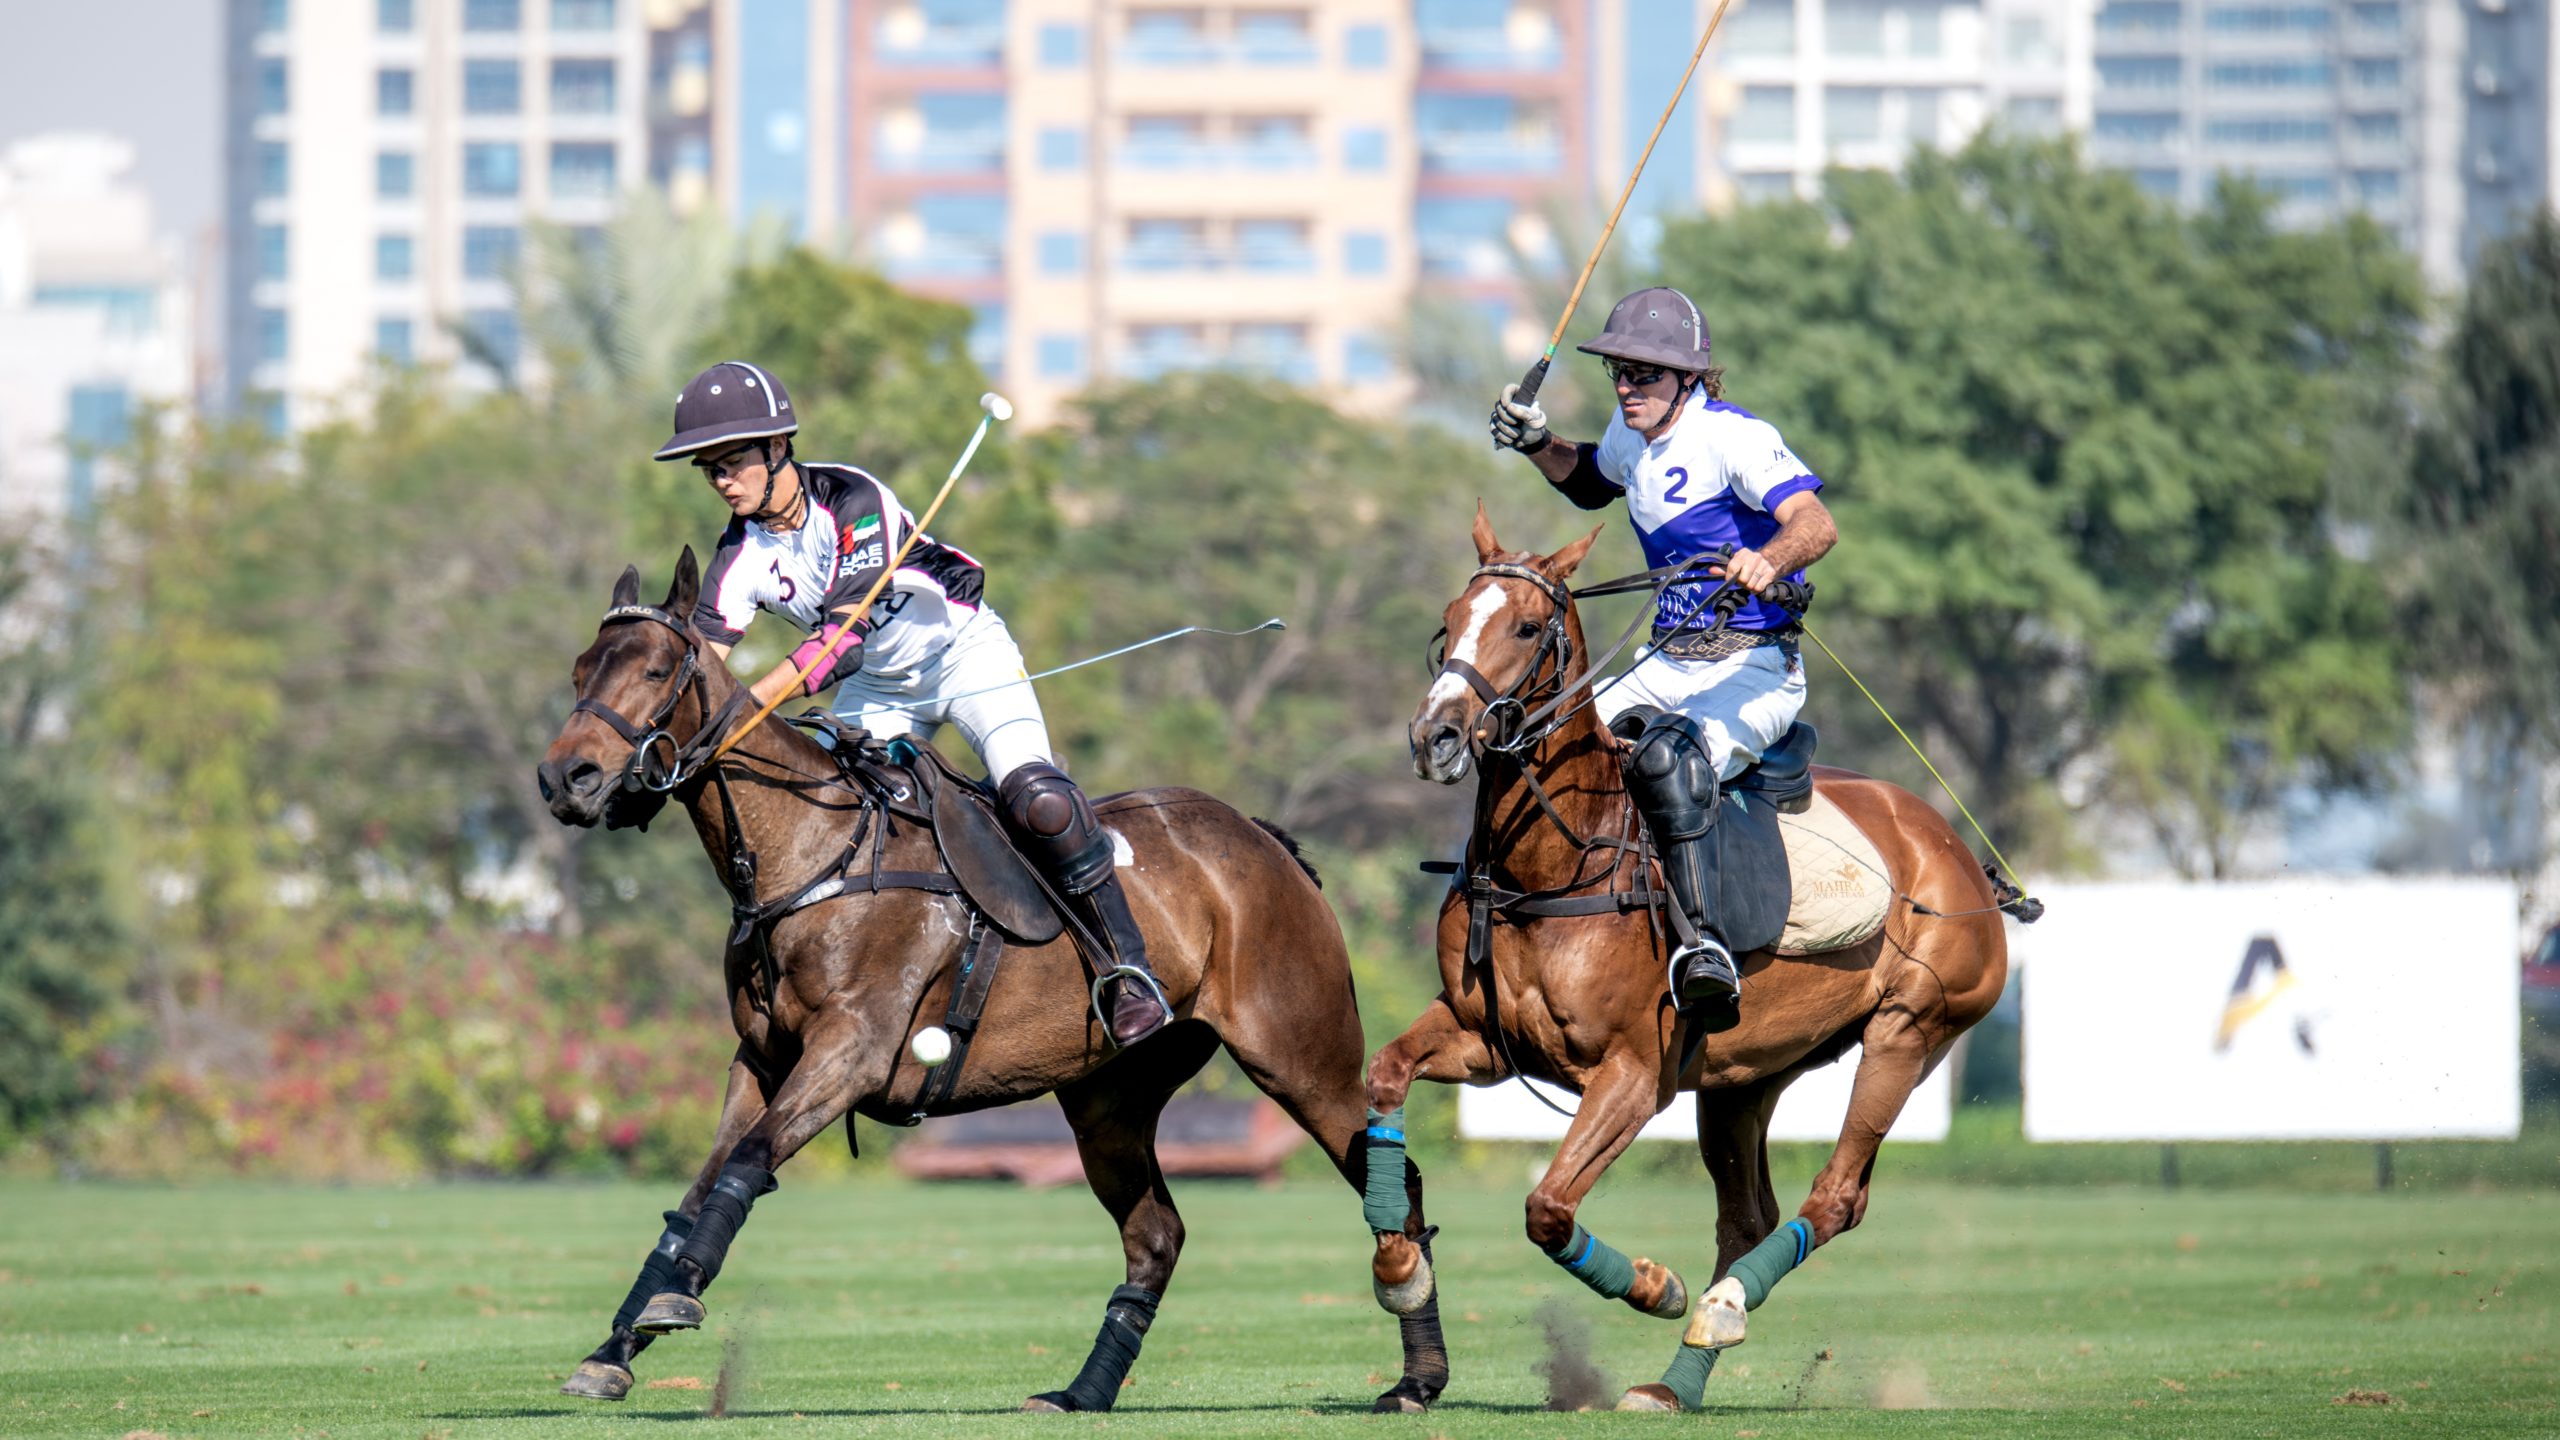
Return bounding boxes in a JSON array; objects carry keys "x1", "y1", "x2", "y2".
[{"x1": 910, "y1": 1025, "x2": 954, "y2": 1067}]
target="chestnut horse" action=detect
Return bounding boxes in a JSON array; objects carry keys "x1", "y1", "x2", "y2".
[
  {"x1": 1360, "y1": 511, "x2": 2009, "y2": 1411},
  {"x1": 536, "y1": 550, "x2": 1448, "y2": 1413}
]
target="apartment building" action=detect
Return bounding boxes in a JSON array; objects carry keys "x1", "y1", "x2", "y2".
[{"x1": 223, "y1": 0, "x2": 666, "y2": 429}]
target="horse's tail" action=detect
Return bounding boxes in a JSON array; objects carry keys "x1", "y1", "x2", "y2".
[{"x1": 1251, "y1": 817, "x2": 1322, "y2": 889}]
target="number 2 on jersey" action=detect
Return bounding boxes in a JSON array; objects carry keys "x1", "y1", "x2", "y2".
[{"x1": 1663, "y1": 465, "x2": 1689, "y2": 505}]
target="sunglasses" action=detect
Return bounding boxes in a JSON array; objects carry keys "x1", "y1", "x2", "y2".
[
  {"x1": 1604, "y1": 360, "x2": 1671, "y2": 388},
  {"x1": 693, "y1": 444, "x2": 767, "y2": 481}
]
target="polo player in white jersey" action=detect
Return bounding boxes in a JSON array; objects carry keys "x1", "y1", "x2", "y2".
[
  {"x1": 655, "y1": 360, "x2": 1170, "y2": 1047},
  {"x1": 1488, "y1": 288, "x2": 1840, "y2": 1031}
]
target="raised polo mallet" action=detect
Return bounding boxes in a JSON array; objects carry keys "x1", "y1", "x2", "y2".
[
  {"x1": 713, "y1": 391, "x2": 1014, "y2": 762},
  {"x1": 1509, "y1": 0, "x2": 1735, "y2": 413}
]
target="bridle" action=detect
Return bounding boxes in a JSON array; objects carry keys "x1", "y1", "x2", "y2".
[
  {"x1": 1425, "y1": 562, "x2": 1578, "y2": 756},
  {"x1": 568, "y1": 603, "x2": 744, "y2": 795}
]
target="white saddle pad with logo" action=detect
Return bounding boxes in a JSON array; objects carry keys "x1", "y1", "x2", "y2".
[{"x1": 1774, "y1": 791, "x2": 1893, "y2": 956}]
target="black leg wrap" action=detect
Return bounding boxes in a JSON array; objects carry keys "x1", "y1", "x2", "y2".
[
  {"x1": 1380, "y1": 1229, "x2": 1449, "y2": 1411},
  {"x1": 673, "y1": 1164, "x2": 775, "y2": 1291},
  {"x1": 607, "y1": 1210, "x2": 696, "y2": 1335},
  {"x1": 1038, "y1": 1284, "x2": 1160, "y2": 1412}
]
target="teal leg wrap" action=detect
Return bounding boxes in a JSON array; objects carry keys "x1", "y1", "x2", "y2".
[
  {"x1": 1545, "y1": 1224, "x2": 1636, "y2": 1300},
  {"x1": 1361, "y1": 1107, "x2": 1410, "y2": 1234},
  {"x1": 1658, "y1": 1341, "x2": 1721, "y2": 1408},
  {"x1": 1728, "y1": 1217, "x2": 1813, "y2": 1308}
]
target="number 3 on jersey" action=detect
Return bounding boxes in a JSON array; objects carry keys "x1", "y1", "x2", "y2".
[{"x1": 1662, "y1": 465, "x2": 1689, "y2": 506}]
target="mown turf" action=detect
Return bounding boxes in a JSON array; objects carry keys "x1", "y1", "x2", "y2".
[{"x1": 1, "y1": 1175, "x2": 2551, "y2": 1438}]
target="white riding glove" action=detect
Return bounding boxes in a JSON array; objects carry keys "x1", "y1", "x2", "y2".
[{"x1": 1488, "y1": 384, "x2": 1550, "y2": 453}]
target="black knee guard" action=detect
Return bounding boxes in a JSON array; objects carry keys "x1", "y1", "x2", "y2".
[
  {"x1": 1613, "y1": 708, "x2": 1725, "y2": 949},
  {"x1": 999, "y1": 762, "x2": 1115, "y2": 895},
  {"x1": 608, "y1": 1209, "x2": 697, "y2": 1335},
  {"x1": 673, "y1": 1162, "x2": 776, "y2": 1290}
]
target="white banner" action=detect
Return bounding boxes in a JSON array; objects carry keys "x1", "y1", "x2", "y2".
[
  {"x1": 2015, "y1": 878, "x2": 2521, "y2": 1142},
  {"x1": 1456, "y1": 1040, "x2": 1954, "y2": 1144}
]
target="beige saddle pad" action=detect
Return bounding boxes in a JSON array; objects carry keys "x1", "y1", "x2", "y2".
[{"x1": 1773, "y1": 791, "x2": 1893, "y2": 955}]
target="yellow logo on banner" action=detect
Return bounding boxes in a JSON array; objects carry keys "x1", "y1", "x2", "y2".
[{"x1": 2216, "y1": 934, "x2": 2314, "y2": 1055}]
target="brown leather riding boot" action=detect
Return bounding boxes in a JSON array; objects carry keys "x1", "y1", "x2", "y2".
[{"x1": 1080, "y1": 874, "x2": 1169, "y2": 1047}]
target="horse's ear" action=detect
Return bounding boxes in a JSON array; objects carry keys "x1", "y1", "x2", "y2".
[
  {"x1": 1471, "y1": 500, "x2": 1501, "y2": 564},
  {"x1": 666, "y1": 545, "x2": 700, "y2": 618},
  {"x1": 610, "y1": 564, "x2": 641, "y2": 609},
  {"x1": 1547, "y1": 524, "x2": 1604, "y2": 581}
]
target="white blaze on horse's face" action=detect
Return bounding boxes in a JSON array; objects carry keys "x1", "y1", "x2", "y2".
[
  {"x1": 1425, "y1": 583, "x2": 1511, "y2": 711},
  {"x1": 1412, "y1": 580, "x2": 1514, "y2": 782}
]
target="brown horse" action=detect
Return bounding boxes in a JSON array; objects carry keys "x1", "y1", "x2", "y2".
[
  {"x1": 535, "y1": 549, "x2": 1448, "y2": 1413},
  {"x1": 1359, "y1": 509, "x2": 2009, "y2": 1411}
]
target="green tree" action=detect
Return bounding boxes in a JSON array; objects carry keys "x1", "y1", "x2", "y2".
[{"x1": 1647, "y1": 134, "x2": 2423, "y2": 874}]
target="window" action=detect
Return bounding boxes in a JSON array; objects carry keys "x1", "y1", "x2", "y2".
[
  {"x1": 2134, "y1": 169, "x2": 2181, "y2": 197},
  {"x1": 378, "y1": 0, "x2": 413, "y2": 30},
  {"x1": 1343, "y1": 126, "x2": 1387, "y2": 170},
  {"x1": 464, "y1": 59, "x2": 521, "y2": 115},
  {"x1": 2353, "y1": 169, "x2": 2400, "y2": 202},
  {"x1": 376, "y1": 317, "x2": 414, "y2": 364},
  {"x1": 1344, "y1": 333, "x2": 1392, "y2": 382},
  {"x1": 2099, "y1": 57, "x2": 2184, "y2": 90},
  {"x1": 1729, "y1": 0, "x2": 1795, "y2": 55},
  {"x1": 1828, "y1": 0, "x2": 1883, "y2": 55},
  {"x1": 2004, "y1": 16, "x2": 2056, "y2": 63},
  {"x1": 1039, "y1": 22, "x2": 1088, "y2": 65},
  {"x1": 1906, "y1": 88, "x2": 1942, "y2": 143},
  {"x1": 258, "y1": 142, "x2": 289, "y2": 198},
  {"x1": 378, "y1": 68, "x2": 414, "y2": 116},
  {"x1": 2095, "y1": 111, "x2": 2180, "y2": 141},
  {"x1": 2351, "y1": 58, "x2": 2400, "y2": 88},
  {"x1": 1906, "y1": 0, "x2": 1942, "y2": 55},
  {"x1": 465, "y1": 308, "x2": 519, "y2": 368},
  {"x1": 377, "y1": 150, "x2": 414, "y2": 198},
  {"x1": 1825, "y1": 87, "x2": 1883, "y2": 144},
  {"x1": 1738, "y1": 171, "x2": 1797, "y2": 202},
  {"x1": 552, "y1": 0, "x2": 614, "y2": 28},
  {"x1": 2096, "y1": 0, "x2": 2180, "y2": 30},
  {"x1": 463, "y1": 226, "x2": 520, "y2": 279},
  {"x1": 258, "y1": 58, "x2": 288, "y2": 115},
  {"x1": 2258, "y1": 172, "x2": 2336, "y2": 202},
  {"x1": 1038, "y1": 127, "x2": 1085, "y2": 170},
  {"x1": 257, "y1": 307, "x2": 289, "y2": 364},
  {"x1": 1038, "y1": 231, "x2": 1085, "y2": 274},
  {"x1": 2205, "y1": 60, "x2": 2333, "y2": 87},
  {"x1": 2204, "y1": 5, "x2": 2329, "y2": 30},
  {"x1": 550, "y1": 142, "x2": 616, "y2": 198},
  {"x1": 376, "y1": 233, "x2": 414, "y2": 282},
  {"x1": 464, "y1": 0, "x2": 520, "y2": 30},
  {"x1": 2350, "y1": 112, "x2": 2402, "y2": 143},
  {"x1": 1733, "y1": 86, "x2": 1795, "y2": 144},
  {"x1": 2004, "y1": 95, "x2": 2060, "y2": 136},
  {"x1": 552, "y1": 59, "x2": 614, "y2": 113},
  {"x1": 463, "y1": 142, "x2": 521, "y2": 195},
  {"x1": 1038, "y1": 334, "x2": 1086, "y2": 381},
  {"x1": 1343, "y1": 230, "x2": 1387, "y2": 275},
  {"x1": 1345, "y1": 23, "x2": 1388, "y2": 67},
  {"x1": 254, "y1": 395, "x2": 289, "y2": 437},
  {"x1": 2204, "y1": 115, "x2": 2331, "y2": 144},
  {"x1": 2349, "y1": 1, "x2": 2399, "y2": 30},
  {"x1": 65, "y1": 384, "x2": 128, "y2": 519},
  {"x1": 256, "y1": 225, "x2": 288, "y2": 282},
  {"x1": 258, "y1": 0, "x2": 288, "y2": 32}
]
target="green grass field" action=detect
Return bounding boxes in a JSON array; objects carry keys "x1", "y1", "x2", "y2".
[{"x1": 2, "y1": 1174, "x2": 2551, "y2": 1438}]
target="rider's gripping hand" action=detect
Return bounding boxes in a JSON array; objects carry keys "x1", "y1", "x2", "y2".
[
  {"x1": 1710, "y1": 547, "x2": 1779, "y2": 595},
  {"x1": 1489, "y1": 384, "x2": 1550, "y2": 454}
]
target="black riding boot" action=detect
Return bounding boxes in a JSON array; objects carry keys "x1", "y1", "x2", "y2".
[
  {"x1": 1614, "y1": 707, "x2": 1744, "y2": 1034},
  {"x1": 999, "y1": 762, "x2": 1171, "y2": 1048}
]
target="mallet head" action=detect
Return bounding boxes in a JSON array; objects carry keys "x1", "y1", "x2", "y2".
[{"x1": 979, "y1": 392, "x2": 1014, "y2": 423}]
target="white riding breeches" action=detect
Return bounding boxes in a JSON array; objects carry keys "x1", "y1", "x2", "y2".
[
  {"x1": 828, "y1": 608, "x2": 1057, "y2": 786},
  {"x1": 1596, "y1": 642, "x2": 1806, "y2": 781}
]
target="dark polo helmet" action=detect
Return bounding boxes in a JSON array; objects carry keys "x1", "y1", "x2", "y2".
[
  {"x1": 654, "y1": 360, "x2": 797, "y2": 461},
  {"x1": 1575, "y1": 286, "x2": 1710, "y2": 372}
]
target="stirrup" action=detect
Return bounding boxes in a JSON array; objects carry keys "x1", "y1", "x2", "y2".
[
  {"x1": 1668, "y1": 934, "x2": 1739, "y2": 1006},
  {"x1": 1090, "y1": 964, "x2": 1172, "y2": 1044}
]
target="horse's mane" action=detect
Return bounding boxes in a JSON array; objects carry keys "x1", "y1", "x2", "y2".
[{"x1": 1250, "y1": 817, "x2": 1321, "y2": 889}]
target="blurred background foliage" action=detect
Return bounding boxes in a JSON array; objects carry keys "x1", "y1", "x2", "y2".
[{"x1": 2, "y1": 136, "x2": 2551, "y2": 1176}]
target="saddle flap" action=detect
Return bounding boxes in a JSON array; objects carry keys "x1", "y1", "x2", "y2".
[
  {"x1": 930, "y1": 770, "x2": 1065, "y2": 945},
  {"x1": 1729, "y1": 721, "x2": 1818, "y2": 814},
  {"x1": 1708, "y1": 789, "x2": 1792, "y2": 955}
]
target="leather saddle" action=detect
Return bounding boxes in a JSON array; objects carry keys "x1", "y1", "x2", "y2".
[{"x1": 1701, "y1": 722, "x2": 1818, "y2": 955}]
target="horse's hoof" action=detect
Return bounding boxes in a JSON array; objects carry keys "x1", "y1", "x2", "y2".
[
  {"x1": 1022, "y1": 1391, "x2": 1076, "y2": 1413},
  {"x1": 1616, "y1": 1382, "x2": 1684, "y2": 1412},
  {"x1": 1682, "y1": 1276, "x2": 1746, "y2": 1349},
  {"x1": 1628, "y1": 1256, "x2": 1689, "y2": 1321},
  {"x1": 632, "y1": 1292, "x2": 705, "y2": 1334},
  {"x1": 1373, "y1": 1246, "x2": 1436, "y2": 1315},
  {"x1": 1372, "y1": 1389, "x2": 1432, "y2": 1414},
  {"x1": 559, "y1": 1360, "x2": 633, "y2": 1401}
]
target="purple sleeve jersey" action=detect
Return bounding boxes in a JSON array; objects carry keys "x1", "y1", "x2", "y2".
[{"x1": 1593, "y1": 395, "x2": 1823, "y2": 633}]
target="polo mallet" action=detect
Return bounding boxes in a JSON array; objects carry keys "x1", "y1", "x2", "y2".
[
  {"x1": 861, "y1": 619, "x2": 1288, "y2": 715},
  {"x1": 712, "y1": 391, "x2": 1014, "y2": 762},
  {"x1": 1509, "y1": 0, "x2": 1735, "y2": 412}
]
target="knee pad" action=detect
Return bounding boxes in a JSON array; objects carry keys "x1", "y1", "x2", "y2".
[
  {"x1": 998, "y1": 762, "x2": 1115, "y2": 894},
  {"x1": 1617, "y1": 710, "x2": 1719, "y2": 843}
]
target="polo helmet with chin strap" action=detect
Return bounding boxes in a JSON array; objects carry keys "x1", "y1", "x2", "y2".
[
  {"x1": 654, "y1": 360, "x2": 797, "y2": 462},
  {"x1": 1574, "y1": 286, "x2": 1710, "y2": 374}
]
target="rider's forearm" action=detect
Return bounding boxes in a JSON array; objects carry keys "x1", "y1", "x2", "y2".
[
  {"x1": 1530, "y1": 439, "x2": 1619, "y2": 511},
  {"x1": 747, "y1": 660, "x2": 802, "y2": 710},
  {"x1": 1758, "y1": 505, "x2": 1838, "y2": 577}
]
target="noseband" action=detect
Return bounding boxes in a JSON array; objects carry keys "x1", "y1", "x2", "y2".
[
  {"x1": 570, "y1": 603, "x2": 722, "y2": 793},
  {"x1": 1426, "y1": 563, "x2": 1576, "y2": 755}
]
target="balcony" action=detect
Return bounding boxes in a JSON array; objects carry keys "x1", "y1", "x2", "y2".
[
  {"x1": 1419, "y1": 131, "x2": 1562, "y2": 175},
  {"x1": 1120, "y1": 33, "x2": 1318, "y2": 66},
  {"x1": 1118, "y1": 140, "x2": 1320, "y2": 172},
  {"x1": 873, "y1": 132, "x2": 1005, "y2": 174},
  {"x1": 1119, "y1": 241, "x2": 1316, "y2": 274},
  {"x1": 1418, "y1": 27, "x2": 1560, "y2": 71},
  {"x1": 875, "y1": 24, "x2": 1004, "y2": 66}
]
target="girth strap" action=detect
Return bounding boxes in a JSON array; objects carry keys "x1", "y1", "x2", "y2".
[{"x1": 906, "y1": 912, "x2": 1007, "y2": 1123}]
